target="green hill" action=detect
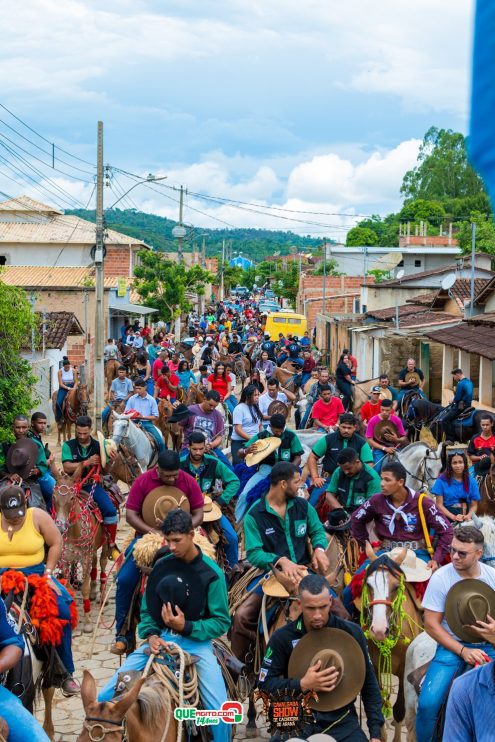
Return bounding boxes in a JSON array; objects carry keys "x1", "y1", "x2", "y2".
[{"x1": 66, "y1": 208, "x2": 330, "y2": 262}]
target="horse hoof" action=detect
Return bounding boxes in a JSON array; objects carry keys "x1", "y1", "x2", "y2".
[
  {"x1": 245, "y1": 726, "x2": 259, "y2": 737},
  {"x1": 89, "y1": 589, "x2": 97, "y2": 601},
  {"x1": 83, "y1": 621, "x2": 93, "y2": 634}
]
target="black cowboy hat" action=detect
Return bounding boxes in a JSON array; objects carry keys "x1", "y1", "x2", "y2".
[
  {"x1": 324, "y1": 508, "x2": 351, "y2": 532},
  {"x1": 147, "y1": 574, "x2": 191, "y2": 627},
  {"x1": 167, "y1": 404, "x2": 191, "y2": 423},
  {"x1": 6, "y1": 439, "x2": 39, "y2": 480}
]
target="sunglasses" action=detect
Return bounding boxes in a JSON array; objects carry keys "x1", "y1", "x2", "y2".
[{"x1": 449, "y1": 546, "x2": 476, "y2": 558}]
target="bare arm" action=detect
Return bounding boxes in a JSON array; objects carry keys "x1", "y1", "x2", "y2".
[
  {"x1": 0, "y1": 645, "x2": 22, "y2": 674},
  {"x1": 34, "y1": 509, "x2": 62, "y2": 570},
  {"x1": 234, "y1": 424, "x2": 251, "y2": 441},
  {"x1": 424, "y1": 609, "x2": 464, "y2": 655},
  {"x1": 282, "y1": 387, "x2": 296, "y2": 402},
  {"x1": 190, "y1": 508, "x2": 204, "y2": 528},
  {"x1": 127, "y1": 508, "x2": 158, "y2": 535}
]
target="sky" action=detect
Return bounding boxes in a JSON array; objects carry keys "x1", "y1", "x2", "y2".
[{"x1": 0, "y1": 0, "x2": 475, "y2": 239}]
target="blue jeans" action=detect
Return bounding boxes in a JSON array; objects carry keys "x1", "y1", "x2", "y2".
[
  {"x1": 55, "y1": 384, "x2": 73, "y2": 421},
  {"x1": 115, "y1": 538, "x2": 141, "y2": 640},
  {"x1": 299, "y1": 400, "x2": 314, "y2": 430},
  {"x1": 309, "y1": 481, "x2": 329, "y2": 508},
  {"x1": 38, "y1": 471, "x2": 55, "y2": 511},
  {"x1": 416, "y1": 642, "x2": 495, "y2": 742},
  {"x1": 0, "y1": 685, "x2": 50, "y2": 742},
  {"x1": 140, "y1": 420, "x2": 165, "y2": 453},
  {"x1": 235, "y1": 464, "x2": 271, "y2": 521},
  {"x1": 83, "y1": 483, "x2": 118, "y2": 524},
  {"x1": 98, "y1": 633, "x2": 230, "y2": 742},
  {"x1": 219, "y1": 514, "x2": 238, "y2": 567},
  {"x1": 372, "y1": 448, "x2": 386, "y2": 473}
]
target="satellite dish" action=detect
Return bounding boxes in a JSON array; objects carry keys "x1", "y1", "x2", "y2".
[
  {"x1": 396, "y1": 269, "x2": 405, "y2": 280},
  {"x1": 441, "y1": 273, "x2": 456, "y2": 291},
  {"x1": 370, "y1": 251, "x2": 403, "y2": 272}
]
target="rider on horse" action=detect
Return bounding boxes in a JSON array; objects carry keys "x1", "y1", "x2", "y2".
[
  {"x1": 179, "y1": 432, "x2": 240, "y2": 569},
  {"x1": 62, "y1": 415, "x2": 120, "y2": 560},
  {"x1": 1, "y1": 414, "x2": 52, "y2": 510},
  {"x1": 111, "y1": 450, "x2": 204, "y2": 655},
  {"x1": 324, "y1": 447, "x2": 381, "y2": 517},
  {"x1": 467, "y1": 414, "x2": 495, "y2": 476},
  {"x1": 365, "y1": 399, "x2": 408, "y2": 472},
  {"x1": 298, "y1": 367, "x2": 335, "y2": 429},
  {"x1": 230, "y1": 462, "x2": 330, "y2": 665},
  {"x1": 257, "y1": 573, "x2": 384, "y2": 742},
  {"x1": 311, "y1": 385, "x2": 345, "y2": 433},
  {"x1": 442, "y1": 368, "x2": 474, "y2": 441},
  {"x1": 397, "y1": 357, "x2": 425, "y2": 406},
  {"x1": 55, "y1": 357, "x2": 77, "y2": 422},
  {"x1": 124, "y1": 379, "x2": 165, "y2": 453},
  {"x1": 258, "y1": 378, "x2": 296, "y2": 427},
  {"x1": 100, "y1": 508, "x2": 232, "y2": 742}
]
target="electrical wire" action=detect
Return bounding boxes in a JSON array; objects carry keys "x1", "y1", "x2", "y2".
[{"x1": 0, "y1": 130, "x2": 94, "y2": 183}]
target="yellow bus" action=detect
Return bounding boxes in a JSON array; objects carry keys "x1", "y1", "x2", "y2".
[{"x1": 263, "y1": 311, "x2": 308, "y2": 340}]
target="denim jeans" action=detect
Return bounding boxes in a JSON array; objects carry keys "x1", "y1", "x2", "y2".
[
  {"x1": 235, "y1": 464, "x2": 271, "y2": 521},
  {"x1": 98, "y1": 634, "x2": 231, "y2": 742},
  {"x1": 299, "y1": 400, "x2": 314, "y2": 430},
  {"x1": 38, "y1": 471, "x2": 55, "y2": 511},
  {"x1": 372, "y1": 448, "x2": 386, "y2": 473},
  {"x1": 308, "y1": 481, "x2": 329, "y2": 508},
  {"x1": 0, "y1": 685, "x2": 51, "y2": 742},
  {"x1": 416, "y1": 642, "x2": 495, "y2": 742},
  {"x1": 83, "y1": 483, "x2": 118, "y2": 524},
  {"x1": 115, "y1": 538, "x2": 141, "y2": 640},
  {"x1": 139, "y1": 420, "x2": 166, "y2": 452},
  {"x1": 55, "y1": 384, "x2": 73, "y2": 421},
  {"x1": 219, "y1": 514, "x2": 239, "y2": 567}
]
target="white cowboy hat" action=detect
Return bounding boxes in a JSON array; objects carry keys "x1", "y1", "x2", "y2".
[
  {"x1": 96, "y1": 431, "x2": 118, "y2": 468},
  {"x1": 245, "y1": 437, "x2": 281, "y2": 467},
  {"x1": 387, "y1": 547, "x2": 432, "y2": 582}
]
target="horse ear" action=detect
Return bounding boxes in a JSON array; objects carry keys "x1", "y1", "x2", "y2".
[
  {"x1": 80, "y1": 670, "x2": 97, "y2": 709},
  {"x1": 365, "y1": 541, "x2": 377, "y2": 562},
  {"x1": 112, "y1": 676, "x2": 145, "y2": 717}
]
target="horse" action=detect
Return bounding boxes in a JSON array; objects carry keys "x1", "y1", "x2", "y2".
[
  {"x1": 51, "y1": 464, "x2": 110, "y2": 632},
  {"x1": 51, "y1": 383, "x2": 90, "y2": 446},
  {"x1": 105, "y1": 447, "x2": 141, "y2": 486},
  {"x1": 353, "y1": 377, "x2": 380, "y2": 414},
  {"x1": 403, "y1": 513, "x2": 495, "y2": 741},
  {"x1": 105, "y1": 359, "x2": 120, "y2": 394},
  {"x1": 157, "y1": 399, "x2": 183, "y2": 452},
  {"x1": 357, "y1": 543, "x2": 423, "y2": 742},
  {"x1": 478, "y1": 463, "x2": 495, "y2": 517},
  {"x1": 405, "y1": 398, "x2": 494, "y2": 444},
  {"x1": 118, "y1": 341, "x2": 136, "y2": 375},
  {"x1": 394, "y1": 441, "x2": 444, "y2": 492},
  {"x1": 184, "y1": 383, "x2": 205, "y2": 405},
  {"x1": 111, "y1": 413, "x2": 161, "y2": 471}
]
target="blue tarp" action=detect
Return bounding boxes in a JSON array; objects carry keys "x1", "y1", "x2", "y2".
[{"x1": 229, "y1": 256, "x2": 255, "y2": 270}]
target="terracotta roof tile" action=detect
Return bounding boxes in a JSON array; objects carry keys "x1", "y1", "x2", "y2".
[
  {"x1": 423, "y1": 323, "x2": 495, "y2": 360},
  {"x1": 37, "y1": 311, "x2": 84, "y2": 350},
  {"x1": 0, "y1": 266, "x2": 133, "y2": 290}
]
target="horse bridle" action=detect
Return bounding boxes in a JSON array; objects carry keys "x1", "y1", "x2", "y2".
[
  {"x1": 83, "y1": 716, "x2": 126, "y2": 741},
  {"x1": 387, "y1": 449, "x2": 440, "y2": 491}
]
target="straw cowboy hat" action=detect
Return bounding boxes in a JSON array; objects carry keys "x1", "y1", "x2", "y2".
[
  {"x1": 6, "y1": 439, "x2": 39, "y2": 480},
  {"x1": 96, "y1": 431, "x2": 118, "y2": 468},
  {"x1": 379, "y1": 387, "x2": 393, "y2": 401},
  {"x1": 203, "y1": 496, "x2": 222, "y2": 523},
  {"x1": 288, "y1": 628, "x2": 366, "y2": 711},
  {"x1": 387, "y1": 547, "x2": 432, "y2": 582},
  {"x1": 262, "y1": 569, "x2": 309, "y2": 598},
  {"x1": 267, "y1": 400, "x2": 289, "y2": 419},
  {"x1": 141, "y1": 486, "x2": 190, "y2": 529},
  {"x1": 445, "y1": 578, "x2": 495, "y2": 642},
  {"x1": 373, "y1": 419, "x2": 400, "y2": 445},
  {"x1": 245, "y1": 437, "x2": 281, "y2": 468},
  {"x1": 404, "y1": 371, "x2": 421, "y2": 387}
]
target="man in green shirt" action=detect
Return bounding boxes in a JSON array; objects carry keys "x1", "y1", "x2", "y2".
[
  {"x1": 1, "y1": 414, "x2": 51, "y2": 509},
  {"x1": 98, "y1": 508, "x2": 232, "y2": 742},
  {"x1": 230, "y1": 462, "x2": 329, "y2": 664},
  {"x1": 180, "y1": 431, "x2": 240, "y2": 568},
  {"x1": 235, "y1": 413, "x2": 304, "y2": 520},
  {"x1": 307, "y1": 412, "x2": 374, "y2": 509},
  {"x1": 326, "y1": 447, "x2": 381, "y2": 515}
]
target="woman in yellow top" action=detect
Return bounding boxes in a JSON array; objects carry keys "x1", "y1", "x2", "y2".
[{"x1": 0, "y1": 486, "x2": 79, "y2": 695}]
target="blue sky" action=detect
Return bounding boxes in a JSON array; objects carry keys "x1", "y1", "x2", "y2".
[{"x1": 0, "y1": 0, "x2": 474, "y2": 238}]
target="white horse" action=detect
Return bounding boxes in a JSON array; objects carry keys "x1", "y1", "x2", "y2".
[
  {"x1": 111, "y1": 412, "x2": 163, "y2": 471},
  {"x1": 403, "y1": 513, "x2": 495, "y2": 741},
  {"x1": 395, "y1": 441, "x2": 444, "y2": 492}
]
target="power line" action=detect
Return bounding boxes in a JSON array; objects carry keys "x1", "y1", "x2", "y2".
[{"x1": 0, "y1": 130, "x2": 94, "y2": 183}]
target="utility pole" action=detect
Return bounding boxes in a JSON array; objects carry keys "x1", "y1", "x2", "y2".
[
  {"x1": 177, "y1": 185, "x2": 185, "y2": 264},
  {"x1": 94, "y1": 121, "x2": 105, "y2": 432},
  {"x1": 322, "y1": 240, "x2": 327, "y2": 314},
  {"x1": 220, "y1": 239, "x2": 225, "y2": 301},
  {"x1": 470, "y1": 221, "x2": 477, "y2": 315}
]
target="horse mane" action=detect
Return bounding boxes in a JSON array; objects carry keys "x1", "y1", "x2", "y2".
[
  {"x1": 136, "y1": 677, "x2": 172, "y2": 726},
  {"x1": 366, "y1": 553, "x2": 403, "y2": 581}
]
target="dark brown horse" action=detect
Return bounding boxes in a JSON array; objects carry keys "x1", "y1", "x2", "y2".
[{"x1": 51, "y1": 383, "x2": 90, "y2": 445}]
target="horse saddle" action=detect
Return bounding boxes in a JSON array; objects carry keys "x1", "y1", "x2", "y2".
[{"x1": 456, "y1": 407, "x2": 475, "y2": 425}]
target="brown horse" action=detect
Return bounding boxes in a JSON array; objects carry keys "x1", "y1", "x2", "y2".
[
  {"x1": 105, "y1": 359, "x2": 120, "y2": 394},
  {"x1": 105, "y1": 446, "x2": 141, "y2": 486},
  {"x1": 157, "y1": 398, "x2": 184, "y2": 451},
  {"x1": 51, "y1": 384, "x2": 90, "y2": 445},
  {"x1": 477, "y1": 464, "x2": 495, "y2": 517},
  {"x1": 118, "y1": 341, "x2": 136, "y2": 375},
  {"x1": 184, "y1": 383, "x2": 205, "y2": 405},
  {"x1": 357, "y1": 544, "x2": 423, "y2": 742},
  {"x1": 52, "y1": 464, "x2": 110, "y2": 633}
]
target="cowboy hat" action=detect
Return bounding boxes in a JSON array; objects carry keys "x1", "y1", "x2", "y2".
[
  {"x1": 96, "y1": 431, "x2": 118, "y2": 468},
  {"x1": 288, "y1": 628, "x2": 366, "y2": 711},
  {"x1": 324, "y1": 509, "x2": 351, "y2": 533},
  {"x1": 167, "y1": 404, "x2": 191, "y2": 423},
  {"x1": 445, "y1": 578, "x2": 495, "y2": 642},
  {"x1": 245, "y1": 437, "x2": 281, "y2": 468},
  {"x1": 6, "y1": 439, "x2": 39, "y2": 480},
  {"x1": 404, "y1": 371, "x2": 421, "y2": 386},
  {"x1": 387, "y1": 547, "x2": 432, "y2": 583},
  {"x1": 145, "y1": 561, "x2": 195, "y2": 628},
  {"x1": 262, "y1": 570, "x2": 309, "y2": 598},
  {"x1": 373, "y1": 419, "x2": 399, "y2": 445},
  {"x1": 202, "y1": 495, "x2": 222, "y2": 523},
  {"x1": 267, "y1": 400, "x2": 289, "y2": 419},
  {"x1": 379, "y1": 387, "x2": 393, "y2": 401},
  {"x1": 141, "y1": 486, "x2": 191, "y2": 529}
]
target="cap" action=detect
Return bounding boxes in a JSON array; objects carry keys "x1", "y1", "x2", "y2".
[
  {"x1": 371, "y1": 386, "x2": 381, "y2": 393},
  {"x1": 0, "y1": 486, "x2": 26, "y2": 519}
]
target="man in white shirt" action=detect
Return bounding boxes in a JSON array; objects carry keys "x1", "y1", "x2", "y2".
[
  {"x1": 258, "y1": 377, "x2": 295, "y2": 427},
  {"x1": 124, "y1": 379, "x2": 164, "y2": 452},
  {"x1": 417, "y1": 526, "x2": 495, "y2": 742},
  {"x1": 132, "y1": 331, "x2": 144, "y2": 351}
]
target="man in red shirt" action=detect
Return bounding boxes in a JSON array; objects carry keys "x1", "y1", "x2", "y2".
[
  {"x1": 311, "y1": 386, "x2": 345, "y2": 433},
  {"x1": 154, "y1": 366, "x2": 179, "y2": 401},
  {"x1": 468, "y1": 415, "x2": 495, "y2": 476},
  {"x1": 360, "y1": 386, "x2": 382, "y2": 424},
  {"x1": 152, "y1": 350, "x2": 169, "y2": 383}
]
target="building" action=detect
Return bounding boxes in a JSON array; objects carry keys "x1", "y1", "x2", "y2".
[{"x1": 325, "y1": 242, "x2": 461, "y2": 278}]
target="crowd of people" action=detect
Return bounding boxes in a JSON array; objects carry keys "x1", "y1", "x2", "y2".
[{"x1": 0, "y1": 290, "x2": 494, "y2": 741}]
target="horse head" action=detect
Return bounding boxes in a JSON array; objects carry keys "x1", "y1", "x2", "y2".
[
  {"x1": 51, "y1": 464, "x2": 84, "y2": 534},
  {"x1": 363, "y1": 542, "x2": 407, "y2": 642},
  {"x1": 76, "y1": 384, "x2": 90, "y2": 416},
  {"x1": 111, "y1": 412, "x2": 131, "y2": 445}
]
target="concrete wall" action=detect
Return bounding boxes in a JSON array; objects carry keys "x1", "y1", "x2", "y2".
[
  {"x1": 325, "y1": 247, "x2": 460, "y2": 277},
  {"x1": 28, "y1": 357, "x2": 53, "y2": 420},
  {"x1": 298, "y1": 275, "x2": 369, "y2": 329},
  {"x1": 315, "y1": 314, "x2": 355, "y2": 371},
  {"x1": 366, "y1": 286, "x2": 433, "y2": 312}
]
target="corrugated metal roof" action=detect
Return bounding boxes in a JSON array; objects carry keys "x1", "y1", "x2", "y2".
[
  {"x1": 0, "y1": 266, "x2": 133, "y2": 290},
  {"x1": 0, "y1": 195, "x2": 63, "y2": 213}
]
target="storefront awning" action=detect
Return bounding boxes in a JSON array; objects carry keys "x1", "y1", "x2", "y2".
[{"x1": 109, "y1": 302, "x2": 157, "y2": 316}]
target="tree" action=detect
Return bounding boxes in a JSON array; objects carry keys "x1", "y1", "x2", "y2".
[
  {"x1": 456, "y1": 211, "x2": 495, "y2": 255},
  {"x1": 352, "y1": 214, "x2": 400, "y2": 247},
  {"x1": 133, "y1": 251, "x2": 214, "y2": 321},
  {"x1": 346, "y1": 227, "x2": 379, "y2": 247},
  {"x1": 399, "y1": 199, "x2": 446, "y2": 227},
  {"x1": 401, "y1": 127, "x2": 488, "y2": 205},
  {"x1": 0, "y1": 279, "x2": 38, "y2": 444}
]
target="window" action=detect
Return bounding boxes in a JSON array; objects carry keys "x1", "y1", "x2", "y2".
[
  {"x1": 0, "y1": 256, "x2": 6, "y2": 266},
  {"x1": 398, "y1": 260, "x2": 404, "y2": 267},
  {"x1": 414, "y1": 259, "x2": 421, "y2": 267},
  {"x1": 287, "y1": 318, "x2": 302, "y2": 325}
]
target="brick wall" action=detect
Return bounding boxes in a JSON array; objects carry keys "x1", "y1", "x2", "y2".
[
  {"x1": 399, "y1": 236, "x2": 458, "y2": 247},
  {"x1": 104, "y1": 246, "x2": 131, "y2": 277},
  {"x1": 298, "y1": 274, "x2": 372, "y2": 329}
]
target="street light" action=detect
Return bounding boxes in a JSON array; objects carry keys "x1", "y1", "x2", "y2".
[{"x1": 107, "y1": 174, "x2": 167, "y2": 210}]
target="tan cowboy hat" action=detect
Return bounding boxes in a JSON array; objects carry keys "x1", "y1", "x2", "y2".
[
  {"x1": 267, "y1": 400, "x2": 289, "y2": 418},
  {"x1": 404, "y1": 371, "x2": 421, "y2": 386},
  {"x1": 96, "y1": 431, "x2": 118, "y2": 468},
  {"x1": 262, "y1": 570, "x2": 309, "y2": 598},
  {"x1": 288, "y1": 628, "x2": 366, "y2": 711},
  {"x1": 141, "y1": 485, "x2": 191, "y2": 529},
  {"x1": 379, "y1": 387, "x2": 393, "y2": 401},
  {"x1": 445, "y1": 578, "x2": 495, "y2": 642},
  {"x1": 203, "y1": 496, "x2": 222, "y2": 523},
  {"x1": 373, "y1": 419, "x2": 399, "y2": 445},
  {"x1": 387, "y1": 548, "x2": 432, "y2": 583},
  {"x1": 245, "y1": 437, "x2": 281, "y2": 467}
]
